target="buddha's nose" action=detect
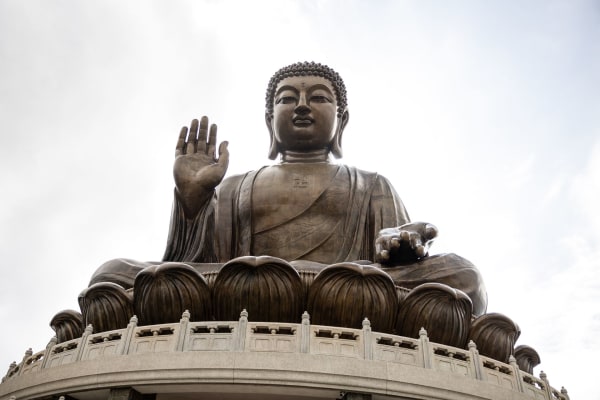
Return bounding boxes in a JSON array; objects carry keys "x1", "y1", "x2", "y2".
[{"x1": 294, "y1": 103, "x2": 310, "y2": 115}]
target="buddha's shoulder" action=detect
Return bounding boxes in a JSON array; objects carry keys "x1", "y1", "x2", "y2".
[{"x1": 339, "y1": 164, "x2": 394, "y2": 185}]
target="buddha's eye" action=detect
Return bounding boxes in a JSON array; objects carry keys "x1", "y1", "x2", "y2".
[
  {"x1": 276, "y1": 95, "x2": 297, "y2": 104},
  {"x1": 310, "y1": 95, "x2": 331, "y2": 103}
]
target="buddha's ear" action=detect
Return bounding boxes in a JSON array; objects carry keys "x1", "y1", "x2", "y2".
[
  {"x1": 265, "y1": 112, "x2": 279, "y2": 160},
  {"x1": 331, "y1": 109, "x2": 349, "y2": 159}
]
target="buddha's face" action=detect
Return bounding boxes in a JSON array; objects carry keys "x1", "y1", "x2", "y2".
[{"x1": 269, "y1": 76, "x2": 342, "y2": 154}]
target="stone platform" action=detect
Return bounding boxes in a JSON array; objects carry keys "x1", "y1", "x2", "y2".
[{"x1": 1, "y1": 311, "x2": 567, "y2": 400}]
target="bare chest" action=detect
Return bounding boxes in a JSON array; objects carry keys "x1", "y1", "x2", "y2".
[{"x1": 251, "y1": 164, "x2": 342, "y2": 232}]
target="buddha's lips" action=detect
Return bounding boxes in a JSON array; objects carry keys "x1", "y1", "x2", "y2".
[{"x1": 293, "y1": 118, "x2": 314, "y2": 126}]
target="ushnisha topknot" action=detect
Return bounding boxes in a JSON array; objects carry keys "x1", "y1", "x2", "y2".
[{"x1": 265, "y1": 61, "x2": 348, "y2": 119}]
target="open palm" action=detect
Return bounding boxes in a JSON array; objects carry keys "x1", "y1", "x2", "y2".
[{"x1": 173, "y1": 116, "x2": 229, "y2": 217}]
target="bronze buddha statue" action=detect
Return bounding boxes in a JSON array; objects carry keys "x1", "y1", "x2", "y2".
[{"x1": 72, "y1": 62, "x2": 507, "y2": 356}]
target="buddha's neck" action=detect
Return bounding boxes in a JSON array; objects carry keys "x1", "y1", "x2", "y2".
[{"x1": 280, "y1": 149, "x2": 331, "y2": 164}]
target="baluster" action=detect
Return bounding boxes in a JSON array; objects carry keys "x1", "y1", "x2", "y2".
[
  {"x1": 75, "y1": 324, "x2": 93, "y2": 361},
  {"x1": 300, "y1": 311, "x2": 310, "y2": 353},
  {"x1": 362, "y1": 318, "x2": 372, "y2": 360},
  {"x1": 540, "y1": 371, "x2": 553, "y2": 400},
  {"x1": 119, "y1": 315, "x2": 138, "y2": 355},
  {"x1": 16, "y1": 348, "x2": 32, "y2": 376},
  {"x1": 41, "y1": 336, "x2": 57, "y2": 369},
  {"x1": 234, "y1": 309, "x2": 248, "y2": 351},
  {"x1": 419, "y1": 328, "x2": 432, "y2": 369},
  {"x1": 176, "y1": 310, "x2": 190, "y2": 352},
  {"x1": 468, "y1": 340, "x2": 486, "y2": 381},
  {"x1": 509, "y1": 355, "x2": 525, "y2": 393}
]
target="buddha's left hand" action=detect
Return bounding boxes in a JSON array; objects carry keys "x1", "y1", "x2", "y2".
[{"x1": 375, "y1": 222, "x2": 438, "y2": 265}]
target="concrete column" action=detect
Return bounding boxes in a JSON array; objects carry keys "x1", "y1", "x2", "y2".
[{"x1": 108, "y1": 387, "x2": 155, "y2": 400}]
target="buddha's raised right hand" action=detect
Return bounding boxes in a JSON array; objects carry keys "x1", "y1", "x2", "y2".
[{"x1": 173, "y1": 116, "x2": 229, "y2": 218}]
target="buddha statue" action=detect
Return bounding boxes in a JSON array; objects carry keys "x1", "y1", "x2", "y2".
[{"x1": 75, "y1": 62, "x2": 499, "y2": 353}]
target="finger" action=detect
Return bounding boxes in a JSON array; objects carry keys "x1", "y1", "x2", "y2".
[
  {"x1": 186, "y1": 119, "x2": 199, "y2": 154},
  {"x1": 176, "y1": 126, "x2": 187, "y2": 156},
  {"x1": 390, "y1": 237, "x2": 400, "y2": 249},
  {"x1": 217, "y1": 141, "x2": 229, "y2": 169},
  {"x1": 378, "y1": 249, "x2": 390, "y2": 262},
  {"x1": 415, "y1": 245, "x2": 426, "y2": 258},
  {"x1": 425, "y1": 224, "x2": 438, "y2": 240},
  {"x1": 207, "y1": 124, "x2": 217, "y2": 159},
  {"x1": 198, "y1": 116, "x2": 209, "y2": 152},
  {"x1": 409, "y1": 232, "x2": 422, "y2": 249},
  {"x1": 400, "y1": 230, "x2": 410, "y2": 242}
]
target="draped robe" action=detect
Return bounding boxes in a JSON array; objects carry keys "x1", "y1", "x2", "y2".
[
  {"x1": 92, "y1": 163, "x2": 487, "y2": 315},
  {"x1": 162, "y1": 165, "x2": 410, "y2": 264}
]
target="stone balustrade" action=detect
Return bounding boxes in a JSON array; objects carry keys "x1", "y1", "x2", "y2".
[{"x1": 2, "y1": 310, "x2": 568, "y2": 400}]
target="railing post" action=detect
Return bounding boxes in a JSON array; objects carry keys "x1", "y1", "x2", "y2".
[
  {"x1": 468, "y1": 340, "x2": 485, "y2": 381},
  {"x1": 509, "y1": 355, "x2": 525, "y2": 392},
  {"x1": 362, "y1": 318, "x2": 373, "y2": 360},
  {"x1": 4, "y1": 361, "x2": 17, "y2": 382},
  {"x1": 119, "y1": 315, "x2": 138, "y2": 355},
  {"x1": 234, "y1": 309, "x2": 248, "y2": 351},
  {"x1": 300, "y1": 311, "x2": 310, "y2": 353},
  {"x1": 540, "y1": 371, "x2": 554, "y2": 400},
  {"x1": 75, "y1": 324, "x2": 93, "y2": 361},
  {"x1": 176, "y1": 310, "x2": 190, "y2": 352},
  {"x1": 560, "y1": 386, "x2": 570, "y2": 400},
  {"x1": 16, "y1": 348, "x2": 32, "y2": 376},
  {"x1": 41, "y1": 336, "x2": 58, "y2": 369},
  {"x1": 419, "y1": 328, "x2": 432, "y2": 369}
]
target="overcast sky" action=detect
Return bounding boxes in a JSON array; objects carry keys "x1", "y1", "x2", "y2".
[{"x1": 1, "y1": 1, "x2": 599, "y2": 398}]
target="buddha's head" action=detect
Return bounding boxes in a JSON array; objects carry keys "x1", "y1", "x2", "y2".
[{"x1": 265, "y1": 62, "x2": 349, "y2": 160}]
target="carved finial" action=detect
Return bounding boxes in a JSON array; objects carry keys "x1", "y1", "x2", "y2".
[
  {"x1": 181, "y1": 309, "x2": 191, "y2": 320},
  {"x1": 468, "y1": 340, "x2": 477, "y2": 350},
  {"x1": 25, "y1": 348, "x2": 32, "y2": 357},
  {"x1": 47, "y1": 336, "x2": 58, "y2": 348},
  {"x1": 9, "y1": 361, "x2": 16, "y2": 368},
  {"x1": 362, "y1": 318, "x2": 371, "y2": 328},
  {"x1": 561, "y1": 387, "x2": 568, "y2": 394},
  {"x1": 302, "y1": 311, "x2": 310, "y2": 324},
  {"x1": 84, "y1": 324, "x2": 93, "y2": 334},
  {"x1": 130, "y1": 315, "x2": 138, "y2": 324},
  {"x1": 508, "y1": 355, "x2": 517, "y2": 365},
  {"x1": 540, "y1": 370, "x2": 547, "y2": 380},
  {"x1": 419, "y1": 327, "x2": 428, "y2": 338},
  {"x1": 240, "y1": 309, "x2": 248, "y2": 318}
]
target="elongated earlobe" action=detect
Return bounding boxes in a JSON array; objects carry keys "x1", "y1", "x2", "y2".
[
  {"x1": 331, "y1": 109, "x2": 349, "y2": 159},
  {"x1": 266, "y1": 113, "x2": 279, "y2": 160}
]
